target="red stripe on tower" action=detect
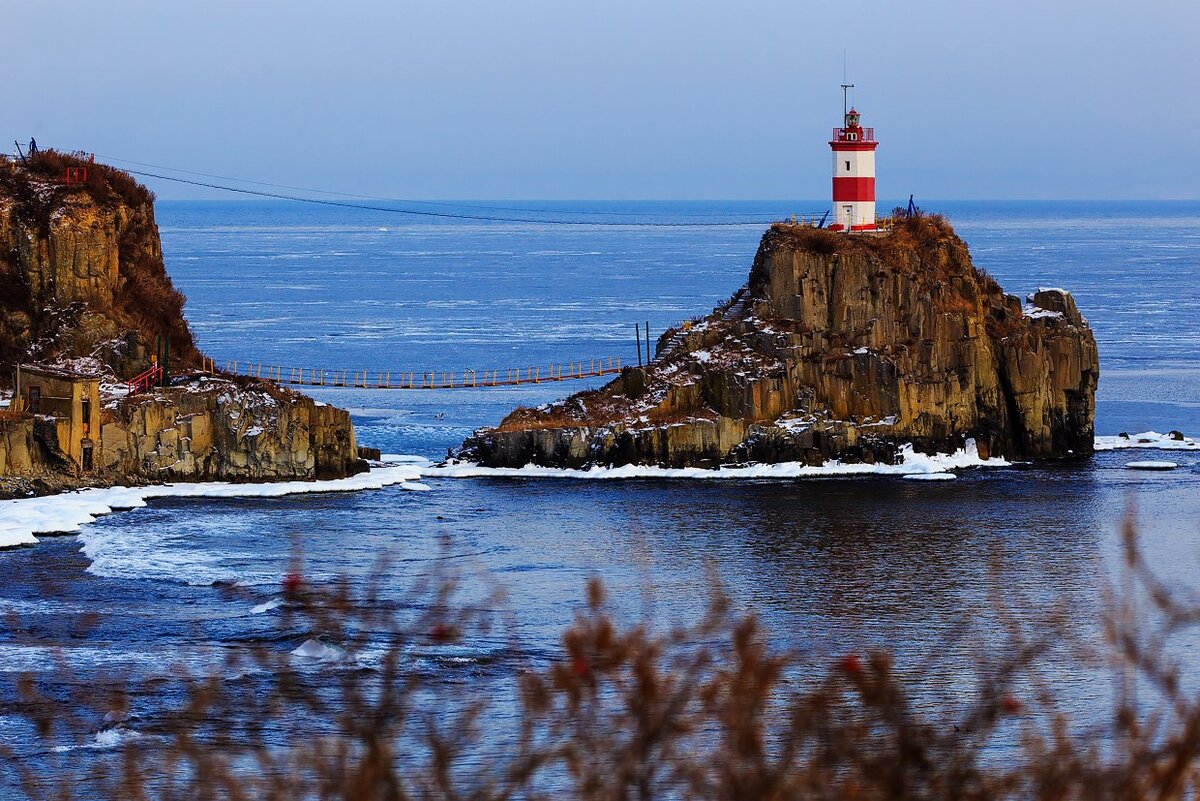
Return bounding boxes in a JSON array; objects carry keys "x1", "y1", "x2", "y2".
[{"x1": 832, "y1": 177, "x2": 876, "y2": 202}]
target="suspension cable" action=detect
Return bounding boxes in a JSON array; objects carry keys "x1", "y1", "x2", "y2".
[
  {"x1": 122, "y1": 168, "x2": 809, "y2": 228},
  {"x1": 98, "y1": 154, "x2": 778, "y2": 218}
]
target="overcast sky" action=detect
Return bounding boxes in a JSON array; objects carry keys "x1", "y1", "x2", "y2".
[{"x1": 6, "y1": 0, "x2": 1198, "y2": 200}]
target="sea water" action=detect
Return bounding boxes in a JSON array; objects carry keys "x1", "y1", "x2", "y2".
[{"x1": 1, "y1": 200, "x2": 1199, "y2": 766}]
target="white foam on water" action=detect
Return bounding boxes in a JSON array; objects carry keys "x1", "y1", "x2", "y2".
[
  {"x1": 1095, "y1": 431, "x2": 1197, "y2": 451},
  {"x1": 52, "y1": 727, "x2": 141, "y2": 753},
  {"x1": 419, "y1": 440, "x2": 1008, "y2": 482},
  {"x1": 0, "y1": 464, "x2": 425, "y2": 550}
]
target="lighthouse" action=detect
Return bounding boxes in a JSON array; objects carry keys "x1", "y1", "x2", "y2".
[{"x1": 828, "y1": 91, "x2": 878, "y2": 232}]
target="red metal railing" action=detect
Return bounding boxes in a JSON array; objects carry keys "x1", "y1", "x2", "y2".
[
  {"x1": 59, "y1": 166, "x2": 88, "y2": 185},
  {"x1": 832, "y1": 127, "x2": 875, "y2": 142},
  {"x1": 127, "y1": 364, "x2": 163, "y2": 395}
]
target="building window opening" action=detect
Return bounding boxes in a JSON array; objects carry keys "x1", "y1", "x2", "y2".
[
  {"x1": 81, "y1": 441, "x2": 93, "y2": 472},
  {"x1": 81, "y1": 398, "x2": 91, "y2": 429},
  {"x1": 845, "y1": 160, "x2": 851, "y2": 171},
  {"x1": 27, "y1": 386, "x2": 40, "y2": 414}
]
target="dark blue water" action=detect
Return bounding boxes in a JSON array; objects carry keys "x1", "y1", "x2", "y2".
[{"x1": 2, "y1": 200, "x2": 1199, "y2": 769}]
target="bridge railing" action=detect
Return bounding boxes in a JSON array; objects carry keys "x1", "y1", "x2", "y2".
[{"x1": 220, "y1": 357, "x2": 624, "y2": 389}]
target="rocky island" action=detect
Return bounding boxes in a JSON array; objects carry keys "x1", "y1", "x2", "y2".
[
  {"x1": 0, "y1": 151, "x2": 364, "y2": 498},
  {"x1": 458, "y1": 215, "x2": 1099, "y2": 469}
]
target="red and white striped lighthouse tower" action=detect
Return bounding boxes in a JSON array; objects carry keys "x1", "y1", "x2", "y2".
[{"x1": 828, "y1": 87, "x2": 878, "y2": 232}]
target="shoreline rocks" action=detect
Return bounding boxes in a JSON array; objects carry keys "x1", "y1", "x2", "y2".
[{"x1": 458, "y1": 216, "x2": 1099, "y2": 469}]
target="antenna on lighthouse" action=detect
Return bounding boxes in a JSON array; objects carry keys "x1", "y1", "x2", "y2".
[{"x1": 841, "y1": 50, "x2": 854, "y2": 120}]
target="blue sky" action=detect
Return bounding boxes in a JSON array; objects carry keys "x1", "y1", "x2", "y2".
[{"x1": 6, "y1": 0, "x2": 1198, "y2": 200}]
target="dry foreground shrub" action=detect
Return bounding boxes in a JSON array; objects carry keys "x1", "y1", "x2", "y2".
[{"x1": 3, "y1": 520, "x2": 1200, "y2": 800}]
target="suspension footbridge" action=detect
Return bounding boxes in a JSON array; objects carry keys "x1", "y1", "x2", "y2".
[{"x1": 214, "y1": 357, "x2": 626, "y2": 390}]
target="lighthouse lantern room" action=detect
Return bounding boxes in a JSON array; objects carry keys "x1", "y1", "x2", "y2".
[{"x1": 828, "y1": 88, "x2": 878, "y2": 232}]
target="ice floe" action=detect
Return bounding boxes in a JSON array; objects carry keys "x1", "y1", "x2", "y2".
[
  {"x1": 1124, "y1": 461, "x2": 1179, "y2": 471},
  {"x1": 291, "y1": 638, "x2": 348, "y2": 663},
  {"x1": 1094, "y1": 431, "x2": 1197, "y2": 451},
  {"x1": 418, "y1": 440, "x2": 1008, "y2": 482},
  {"x1": 0, "y1": 463, "x2": 425, "y2": 550},
  {"x1": 251, "y1": 597, "x2": 284, "y2": 614}
]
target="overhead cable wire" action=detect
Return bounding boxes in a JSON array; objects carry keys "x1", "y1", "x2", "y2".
[
  {"x1": 99, "y1": 155, "x2": 784, "y2": 219},
  {"x1": 124, "y1": 169, "x2": 796, "y2": 227}
]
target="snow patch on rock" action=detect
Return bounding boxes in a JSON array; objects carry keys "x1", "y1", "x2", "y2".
[{"x1": 1095, "y1": 431, "x2": 1197, "y2": 451}]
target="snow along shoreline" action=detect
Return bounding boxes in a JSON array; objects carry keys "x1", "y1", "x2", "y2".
[
  {"x1": 1, "y1": 432, "x2": 1192, "y2": 552},
  {"x1": 417, "y1": 440, "x2": 1008, "y2": 482},
  {"x1": 0, "y1": 464, "x2": 428, "y2": 550}
]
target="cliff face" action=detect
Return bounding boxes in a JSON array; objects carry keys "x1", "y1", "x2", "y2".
[
  {"x1": 0, "y1": 153, "x2": 196, "y2": 372},
  {"x1": 0, "y1": 153, "x2": 366, "y2": 493},
  {"x1": 459, "y1": 217, "x2": 1099, "y2": 469},
  {"x1": 100, "y1": 379, "x2": 362, "y2": 482}
]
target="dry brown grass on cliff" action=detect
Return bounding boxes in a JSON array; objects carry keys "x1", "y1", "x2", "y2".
[
  {"x1": 935, "y1": 295, "x2": 979, "y2": 317},
  {"x1": 5, "y1": 520, "x2": 1200, "y2": 799},
  {"x1": 753, "y1": 216, "x2": 973, "y2": 296},
  {"x1": 494, "y1": 407, "x2": 581, "y2": 431},
  {"x1": 494, "y1": 390, "x2": 634, "y2": 432},
  {"x1": 762, "y1": 215, "x2": 960, "y2": 264},
  {"x1": 20, "y1": 150, "x2": 154, "y2": 210},
  {"x1": 762, "y1": 222, "x2": 849, "y2": 257}
]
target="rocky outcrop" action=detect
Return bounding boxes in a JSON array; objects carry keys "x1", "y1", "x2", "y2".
[
  {"x1": 100, "y1": 378, "x2": 363, "y2": 482},
  {"x1": 0, "y1": 153, "x2": 196, "y2": 372},
  {"x1": 459, "y1": 216, "x2": 1099, "y2": 469},
  {"x1": 0, "y1": 153, "x2": 368, "y2": 491}
]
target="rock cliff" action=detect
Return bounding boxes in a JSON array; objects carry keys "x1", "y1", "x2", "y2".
[
  {"x1": 0, "y1": 152, "x2": 366, "y2": 494},
  {"x1": 0, "y1": 152, "x2": 196, "y2": 372},
  {"x1": 100, "y1": 377, "x2": 361, "y2": 482},
  {"x1": 458, "y1": 216, "x2": 1099, "y2": 469}
]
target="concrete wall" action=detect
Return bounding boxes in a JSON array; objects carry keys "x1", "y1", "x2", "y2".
[{"x1": 18, "y1": 369, "x2": 99, "y2": 470}]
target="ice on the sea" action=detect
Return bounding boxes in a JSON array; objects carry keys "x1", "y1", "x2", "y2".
[
  {"x1": 420, "y1": 440, "x2": 1008, "y2": 482},
  {"x1": 1094, "y1": 431, "x2": 1197, "y2": 451},
  {"x1": 1124, "y1": 461, "x2": 1179, "y2": 471},
  {"x1": 0, "y1": 463, "x2": 425, "y2": 550},
  {"x1": 291, "y1": 638, "x2": 348, "y2": 663},
  {"x1": 251, "y1": 597, "x2": 284, "y2": 614}
]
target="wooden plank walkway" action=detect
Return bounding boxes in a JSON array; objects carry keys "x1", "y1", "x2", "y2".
[{"x1": 221, "y1": 357, "x2": 624, "y2": 389}]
